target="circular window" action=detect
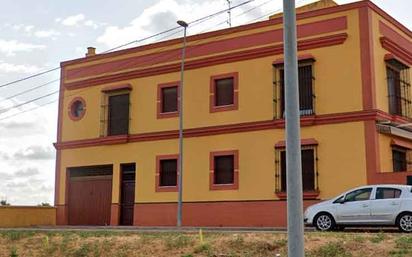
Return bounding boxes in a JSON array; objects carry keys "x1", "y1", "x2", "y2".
[{"x1": 69, "y1": 98, "x2": 86, "y2": 120}]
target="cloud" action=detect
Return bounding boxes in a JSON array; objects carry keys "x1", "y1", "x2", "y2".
[
  {"x1": 24, "y1": 25, "x2": 35, "y2": 32},
  {"x1": 61, "y1": 14, "x2": 85, "y2": 26},
  {"x1": 0, "y1": 39, "x2": 45, "y2": 56},
  {"x1": 0, "y1": 60, "x2": 42, "y2": 73},
  {"x1": 97, "y1": 0, "x2": 193, "y2": 48},
  {"x1": 84, "y1": 20, "x2": 100, "y2": 29},
  {"x1": 14, "y1": 167, "x2": 40, "y2": 177},
  {"x1": 34, "y1": 30, "x2": 61, "y2": 39},
  {"x1": 13, "y1": 145, "x2": 55, "y2": 160}
]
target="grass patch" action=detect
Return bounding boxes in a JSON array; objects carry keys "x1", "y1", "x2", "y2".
[
  {"x1": 390, "y1": 236, "x2": 412, "y2": 256},
  {"x1": 164, "y1": 234, "x2": 194, "y2": 249},
  {"x1": 370, "y1": 232, "x2": 386, "y2": 243},
  {"x1": 308, "y1": 241, "x2": 352, "y2": 257},
  {"x1": 9, "y1": 246, "x2": 18, "y2": 257}
]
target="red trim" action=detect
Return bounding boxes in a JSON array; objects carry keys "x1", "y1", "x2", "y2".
[
  {"x1": 63, "y1": 16, "x2": 347, "y2": 83},
  {"x1": 101, "y1": 84, "x2": 132, "y2": 92},
  {"x1": 380, "y1": 37, "x2": 412, "y2": 66},
  {"x1": 61, "y1": 15, "x2": 347, "y2": 68},
  {"x1": 63, "y1": 33, "x2": 347, "y2": 90},
  {"x1": 391, "y1": 139, "x2": 412, "y2": 150},
  {"x1": 110, "y1": 203, "x2": 120, "y2": 226},
  {"x1": 157, "y1": 82, "x2": 179, "y2": 119},
  {"x1": 210, "y1": 72, "x2": 239, "y2": 113},
  {"x1": 155, "y1": 155, "x2": 179, "y2": 192},
  {"x1": 56, "y1": 205, "x2": 68, "y2": 225},
  {"x1": 364, "y1": 120, "x2": 381, "y2": 184},
  {"x1": 274, "y1": 138, "x2": 318, "y2": 148},
  {"x1": 272, "y1": 54, "x2": 315, "y2": 65},
  {"x1": 209, "y1": 150, "x2": 239, "y2": 190},
  {"x1": 55, "y1": 110, "x2": 385, "y2": 150},
  {"x1": 133, "y1": 200, "x2": 319, "y2": 227},
  {"x1": 359, "y1": 6, "x2": 376, "y2": 110},
  {"x1": 276, "y1": 191, "x2": 320, "y2": 200},
  {"x1": 379, "y1": 21, "x2": 412, "y2": 53},
  {"x1": 67, "y1": 97, "x2": 86, "y2": 121},
  {"x1": 55, "y1": 68, "x2": 65, "y2": 209}
]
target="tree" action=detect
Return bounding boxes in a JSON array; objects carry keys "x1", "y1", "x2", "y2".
[{"x1": 0, "y1": 200, "x2": 10, "y2": 206}]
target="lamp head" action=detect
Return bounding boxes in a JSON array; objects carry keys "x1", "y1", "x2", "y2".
[{"x1": 177, "y1": 20, "x2": 189, "y2": 28}]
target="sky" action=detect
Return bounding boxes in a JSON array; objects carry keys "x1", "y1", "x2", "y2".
[{"x1": 0, "y1": 0, "x2": 410, "y2": 205}]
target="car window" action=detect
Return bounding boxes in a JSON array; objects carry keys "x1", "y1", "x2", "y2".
[
  {"x1": 333, "y1": 195, "x2": 345, "y2": 204},
  {"x1": 376, "y1": 187, "x2": 402, "y2": 199},
  {"x1": 344, "y1": 188, "x2": 372, "y2": 202}
]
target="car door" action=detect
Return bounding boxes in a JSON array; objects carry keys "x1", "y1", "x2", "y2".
[
  {"x1": 370, "y1": 187, "x2": 402, "y2": 224},
  {"x1": 336, "y1": 187, "x2": 373, "y2": 224}
]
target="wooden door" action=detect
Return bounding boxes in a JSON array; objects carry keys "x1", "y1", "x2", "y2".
[
  {"x1": 68, "y1": 175, "x2": 112, "y2": 225},
  {"x1": 120, "y1": 180, "x2": 135, "y2": 225}
]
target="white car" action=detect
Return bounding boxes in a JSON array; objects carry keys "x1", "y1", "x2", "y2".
[{"x1": 304, "y1": 184, "x2": 412, "y2": 232}]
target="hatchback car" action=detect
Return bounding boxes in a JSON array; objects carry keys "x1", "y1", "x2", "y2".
[{"x1": 304, "y1": 184, "x2": 412, "y2": 232}]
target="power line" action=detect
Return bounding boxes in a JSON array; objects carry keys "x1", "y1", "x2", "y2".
[
  {"x1": 0, "y1": 0, "x2": 256, "y2": 90},
  {"x1": 0, "y1": 0, "x2": 258, "y2": 110},
  {"x1": 0, "y1": 0, "x2": 280, "y2": 121}
]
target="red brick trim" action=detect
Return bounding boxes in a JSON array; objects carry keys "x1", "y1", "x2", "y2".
[
  {"x1": 391, "y1": 139, "x2": 412, "y2": 150},
  {"x1": 359, "y1": 6, "x2": 376, "y2": 110},
  {"x1": 272, "y1": 54, "x2": 315, "y2": 66},
  {"x1": 275, "y1": 191, "x2": 320, "y2": 200},
  {"x1": 157, "y1": 81, "x2": 180, "y2": 119},
  {"x1": 67, "y1": 97, "x2": 86, "y2": 121},
  {"x1": 56, "y1": 204, "x2": 68, "y2": 225},
  {"x1": 155, "y1": 154, "x2": 179, "y2": 192},
  {"x1": 55, "y1": 110, "x2": 387, "y2": 150},
  {"x1": 110, "y1": 203, "x2": 120, "y2": 225},
  {"x1": 209, "y1": 72, "x2": 239, "y2": 113},
  {"x1": 380, "y1": 37, "x2": 412, "y2": 66},
  {"x1": 133, "y1": 200, "x2": 320, "y2": 227},
  {"x1": 274, "y1": 138, "x2": 318, "y2": 148},
  {"x1": 101, "y1": 84, "x2": 132, "y2": 92},
  {"x1": 63, "y1": 33, "x2": 347, "y2": 90},
  {"x1": 209, "y1": 150, "x2": 239, "y2": 190}
]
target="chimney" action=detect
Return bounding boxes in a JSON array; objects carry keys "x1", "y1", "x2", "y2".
[{"x1": 86, "y1": 47, "x2": 96, "y2": 57}]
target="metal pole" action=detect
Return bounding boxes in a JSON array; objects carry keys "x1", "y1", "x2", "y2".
[
  {"x1": 177, "y1": 20, "x2": 188, "y2": 227},
  {"x1": 226, "y1": 0, "x2": 232, "y2": 27},
  {"x1": 283, "y1": 0, "x2": 305, "y2": 256}
]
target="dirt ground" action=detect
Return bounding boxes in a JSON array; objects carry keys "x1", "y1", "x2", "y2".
[{"x1": 0, "y1": 230, "x2": 411, "y2": 257}]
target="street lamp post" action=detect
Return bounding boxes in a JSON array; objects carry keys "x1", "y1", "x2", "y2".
[
  {"x1": 283, "y1": 0, "x2": 305, "y2": 256},
  {"x1": 177, "y1": 20, "x2": 188, "y2": 227}
]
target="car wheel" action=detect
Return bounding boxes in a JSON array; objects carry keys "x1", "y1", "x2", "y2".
[
  {"x1": 314, "y1": 213, "x2": 335, "y2": 231},
  {"x1": 397, "y1": 212, "x2": 412, "y2": 233}
]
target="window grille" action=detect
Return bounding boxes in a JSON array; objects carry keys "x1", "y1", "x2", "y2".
[
  {"x1": 386, "y1": 59, "x2": 411, "y2": 119},
  {"x1": 275, "y1": 145, "x2": 319, "y2": 192},
  {"x1": 159, "y1": 159, "x2": 177, "y2": 187},
  {"x1": 214, "y1": 155, "x2": 235, "y2": 184},
  {"x1": 392, "y1": 146, "x2": 411, "y2": 172},
  {"x1": 215, "y1": 78, "x2": 234, "y2": 106},
  {"x1": 273, "y1": 60, "x2": 315, "y2": 119},
  {"x1": 100, "y1": 92, "x2": 131, "y2": 137}
]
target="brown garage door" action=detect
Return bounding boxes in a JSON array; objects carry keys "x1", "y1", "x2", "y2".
[{"x1": 68, "y1": 166, "x2": 113, "y2": 225}]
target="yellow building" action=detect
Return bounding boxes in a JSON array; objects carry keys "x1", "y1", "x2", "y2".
[{"x1": 54, "y1": 0, "x2": 412, "y2": 226}]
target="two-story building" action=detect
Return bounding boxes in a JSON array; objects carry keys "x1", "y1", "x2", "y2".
[{"x1": 54, "y1": 0, "x2": 412, "y2": 226}]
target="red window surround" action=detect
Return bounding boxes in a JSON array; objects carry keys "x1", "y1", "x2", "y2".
[
  {"x1": 155, "y1": 154, "x2": 179, "y2": 192},
  {"x1": 210, "y1": 72, "x2": 239, "y2": 113},
  {"x1": 68, "y1": 97, "x2": 86, "y2": 121},
  {"x1": 275, "y1": 138, "x2": 319, "y2": 200},
  {"x1": 157, "y1": 82, "x2": 180, "y2": 119},
  {"x1": 209, "y1": 150, "x2": 239, "y2": 190},
  {"x1": 101, "y1": 83, "x2": 132, "y2": 93}
]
